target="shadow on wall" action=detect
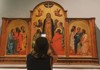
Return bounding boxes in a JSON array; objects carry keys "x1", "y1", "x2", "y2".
[
  {"x1": 0, "y1": 26, "x2": 1, "y2": 35},
  {"x1": 96, "y1": 25, "x2": 100, "y2": 64},
  {"x1": 0, "y1": 26, "x2": 1, "y2": 43}
]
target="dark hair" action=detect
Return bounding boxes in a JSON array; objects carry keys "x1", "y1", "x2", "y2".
[
  {"x1": 56, "y1": 29, "x2": 61, "y2": 34},
  {"x1": 21, "y1": 26, "x2": 25, "y2": 33},
  {"x1": 33, "y1": 37, "x2": 49, "y2": 58},
  {"x1": 37, "y1": 29, "x2": 41, "y2": 33},
  {"x1": 16, "y1": 27, "x2": 21, "y2": 36},
  {"x1": 11, "y1": 29, "x2": 14, "y2": 33},
  {"x1": 71, "y1": 26, "x2": 76, "y2": 32},
  {"x1": 82, "y1": 29, "x2": 86, "y2": 34}
]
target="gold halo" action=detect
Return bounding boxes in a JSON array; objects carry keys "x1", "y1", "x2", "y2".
[
  {"x1": 55, "y1": 27, "x2": 62, "y2": 33},
  {"x1": 36, "y1": 28, "x2": 42, "y2": 32}
]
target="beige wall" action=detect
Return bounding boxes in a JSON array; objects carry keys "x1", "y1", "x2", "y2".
[{"x1": 0, "y1": 0, "x2": 100, "y2": 29}]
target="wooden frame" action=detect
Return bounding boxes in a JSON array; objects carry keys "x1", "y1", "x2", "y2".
[
  {"x1": 30, "y1": 1, "x2": 67, "y2": 57},
  {"x1": 57, "y1": 18, "x2": 98, "y2": 64},
  {"x1": 0, "y1": 18, "x2": 31, "y2": 56},
  {"x1": 67, "y1": 18, "x2": 97, "y2": 57},
  {"x1": 0, "y1": 1, "x2": 98, "y2": 64}
]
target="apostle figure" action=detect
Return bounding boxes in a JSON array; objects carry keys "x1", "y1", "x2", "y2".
[
  {"x1": 20, "y1": 26, "x2": 27, "y2": 54},
  {"x1": 57, "y1": 22, "x2": 65, "y2": 47},
  {"x1": 32, "y1": 29, "x2": 42, "y2": 48},
  {"x1": 80, "y1": 29, "x2": 90, "y2": 55},
  {"x1": 7, "y1": 29, "x2": 15, "y2": 54},
  {"x1": 74, "y1": 27, "x2": 82, "y2": 54},
  {"x1": 15, "y1": 27, "x2": 23, "y2": 53},
  {"x1": 70, "y1": 26, "x2": 76, "y2": 54},
  {"x1": 34, "y1": 19, "x2": 42, "y2": 28},
  {"x1": 52, "y1": 29, "x2": 64, "y2": 55}
]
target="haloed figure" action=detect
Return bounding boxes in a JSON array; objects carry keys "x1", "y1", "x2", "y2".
[
  {"x1": 54, "y1": 19, "x2": 59, "y2": 30},
  {"x1": 20, "y1": 26, "x2": 27, "y2": 54},
  {"x1": 15, "y1": 27, "x2": 23, "y2": 53},
  {"x1": 74, "y1": 27, "x2": 82, "y2": 54},
  {"x1": 43, "y1": 13, "x2": 54, "y2": 43},
  {"x1": 70, "y1": 26, "x2": 76, "y2": 54},
  {"x1": 32, "y1": 29, "x2": 42, "y2": 48},
  {"x1": 58, "y1": 22, "x2": 65, "y2": 47},
  {"x1": 7, "y1": 29, "x2": 15, "y2": 54},
  {"x1": 34, "y1": 19, "x2": 42, "y2": 28},
  {"x1": 81, "y1": 29, "x2": 90, "y2": 55},
  {"x1": 52, "y1": 29, "x2": 64, "y2": 55}
]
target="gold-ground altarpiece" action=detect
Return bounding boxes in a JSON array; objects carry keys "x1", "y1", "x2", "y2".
[{"x1": 0, "y1": 1, "x2": 98, "y2": 64}]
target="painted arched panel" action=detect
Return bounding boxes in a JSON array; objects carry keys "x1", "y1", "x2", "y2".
[
  {"x1": 31, "y1": 1, "x2": 67, "y2": 56},
  {"x1": 6, "y1": 19, "x2": 29, "y2": 55}
]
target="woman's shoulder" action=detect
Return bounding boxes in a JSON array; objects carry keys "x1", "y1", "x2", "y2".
[
  {"x1": 27, "y1": 53, "x2": 33, "y2": 58},
  {"x1": 47, "y1": 55, "x2": 53, "y2": 60}
]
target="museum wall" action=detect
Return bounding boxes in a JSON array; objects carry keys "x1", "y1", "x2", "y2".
[{"x1": 0, "y1": 0, "x2": 100, "y2": 63}]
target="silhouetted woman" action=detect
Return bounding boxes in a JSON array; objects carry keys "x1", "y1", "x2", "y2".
[{"x1": 27, "y1": 37, "x2": 53, "y2": 70}]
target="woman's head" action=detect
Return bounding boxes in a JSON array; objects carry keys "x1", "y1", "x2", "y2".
[{"x1": 34, "y1": 37, "x2": 49, "y2": 57}]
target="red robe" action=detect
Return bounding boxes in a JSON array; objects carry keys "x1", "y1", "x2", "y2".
[{"x1": 52, "y1": 33, "x2": 64, "y2": 55}]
